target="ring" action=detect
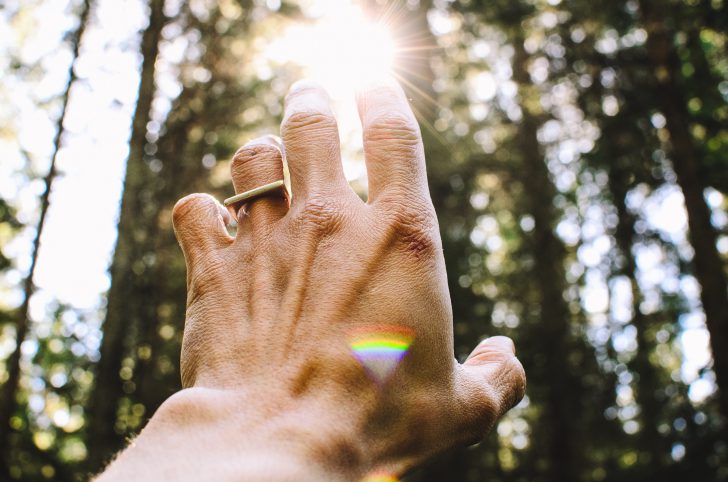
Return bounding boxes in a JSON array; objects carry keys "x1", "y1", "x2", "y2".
[{"x1": 223, "y1": 180, "x2": 287, "y2": 207}]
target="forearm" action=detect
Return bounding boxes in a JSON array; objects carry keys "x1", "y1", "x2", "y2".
[{"x1": 95, "y1": 388, "x2": 363, "y2": 482}]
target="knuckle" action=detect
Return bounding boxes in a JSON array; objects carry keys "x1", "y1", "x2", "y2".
[
  {"x1": 364, "y1": 114, "x2": 421, "y2": 150},
  {"x1": 383, "y1": 202, "x2": 439, "y2": 259},
  {"x1": 231, "y1": 144, "x2": 281, "y2": 174},
  {"x1": 452, "y1": 352, "x2": 526, "y2": 445},
  {"x1": 233, "y1": 143, "x2": 281, "y2": 165},
  {"x1": 503, "y1": 356, "x2": 527, "y2": 409},
  {"x1": 294, "y1": 196, "x2": 344, "y2": 237},
  {"x1": 485, "y1": 356, "x2": 526, "y2": 415},
  {"x1": 460, "y1": 382, "x2": 500, "y2": 443},
  {"x1": 282, "y1": 111, "x2": 338, "y2": 139}
]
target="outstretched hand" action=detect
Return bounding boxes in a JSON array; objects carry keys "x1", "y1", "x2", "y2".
[{"x1": 98, "y1": 77, "x2": 525, "y2": 481}]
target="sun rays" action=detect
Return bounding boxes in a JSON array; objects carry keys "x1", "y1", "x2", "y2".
[{"x1": 262, "y1": 0, "x2": 448, "y2": 155}]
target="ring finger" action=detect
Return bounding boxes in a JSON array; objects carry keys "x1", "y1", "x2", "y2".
[{"x1": 228, "y1": 135, "x2": 290, "y2": 238}]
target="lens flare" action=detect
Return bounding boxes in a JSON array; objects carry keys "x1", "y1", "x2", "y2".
[
  {"x1": 265, "y1": 2, "x2": 397, "y2": 99},
  {"x1": 348, "y1": 325, "x2": 414, "y2": 385},
  {"x1": 361, "y1": 472, "x2": 400, "y2": 482}
]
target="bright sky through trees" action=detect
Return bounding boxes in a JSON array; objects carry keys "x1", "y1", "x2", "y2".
[
  {"x1": 263, "y1": 0, "x2": 397, "y2": 181},
  {"x1": 1, "y1": 0, "x2": 726, "y2": 477},
  {"x1": 0, "y1": 0, "x2": 717, "y2": 405},
  {"x1": 266, "y1": 0, "x2": 396, "y2": 94}
]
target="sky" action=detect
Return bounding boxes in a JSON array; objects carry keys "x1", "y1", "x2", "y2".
[{"x1": 0, "y1": 0, "x2": 723, "y2": 412}]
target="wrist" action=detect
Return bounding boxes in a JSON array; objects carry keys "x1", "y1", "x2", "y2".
[
  {"x1": 169, "y1": 387, "x2": 367, "y2": 479},
  {"x1": 99, "y1": 387, "x2": 368, "y2": 481}
]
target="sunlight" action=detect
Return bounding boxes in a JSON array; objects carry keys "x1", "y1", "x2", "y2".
[
  {"x1": 266, "y1": 1, "x2": 396, "y2": 99},
  {"x1": 261, "y1": 0, "x2": 400, "y2": 184}
]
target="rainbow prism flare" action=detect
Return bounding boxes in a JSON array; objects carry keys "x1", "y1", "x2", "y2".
[
  {"x1": 361, "y1": 472, "x2": 400, "y2": 482},
  {"x1": 348, "y1": 325, "x2": 414, "y2": 385}
]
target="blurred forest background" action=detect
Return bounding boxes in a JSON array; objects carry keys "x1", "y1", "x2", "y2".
[{"x1": 1, "y1": 0, "x2": 727, "y2": 480}]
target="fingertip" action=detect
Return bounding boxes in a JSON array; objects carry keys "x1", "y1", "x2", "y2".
[
  {"x1": 244, "y1": 134, "x2": 283, "y2": 150},
  {"x1": 355, "y1": 74, "x2": 406, "y2": 113},
  {"x1": 264, "y1": 134, "x2": 283, "y2": 150},
  {"x1": 355, "y1": 73, "x2": 402, "y2": 95},
  {"x1": 281, "y1": 79, "x2": 337, "y2": 132},
  {"x1": 172, "y1": 193, "x2": 213, "y2": 228},
  {"x1": 288, "y1": 78, "x2": 327, "y2": 96},
  {"x1": 458, "y1": 339, "x2": 527, "y2": 423},
  {"x1": 172, "y1": 193, "x2": 233, "y2": 256},
  {"x1": 477, "y1": 336, "x2": 516, "y2": 355},
  {"x1": 285, "y1": 79, "x2": 332, "y2": 111},
  {"x1": 463, "y1": 336, "x2": 518, "y2": 369}
]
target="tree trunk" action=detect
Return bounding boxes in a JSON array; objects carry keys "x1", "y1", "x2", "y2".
[
  {"x1": 511, "y1": 36, "x2": 582, "y2": 482},
  {"x1": 0, "y1": 0, "x2": 92, "y2": 473},
  {"x1": 640, "y1": 0, "x2": 728, "y2": 426},
  {"x1": 85, "y1": 0, "x2": 166, "y2": 472},
  {"x1": 608, "y1": 164, "x2": 672, "y2": 465}
]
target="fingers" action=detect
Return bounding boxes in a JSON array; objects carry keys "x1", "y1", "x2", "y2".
[
  {"x1": 466, "y1": 336, "x2": 516, "y2": 362},
  {"x1": 457, "y1": 336, "x2": 526, "y2": 438},
  {"x1": 172, "y1": 193, "x2": 233, "y2": 268},
  {"x1": 356, "y1": 75, "x2": 428, "y2": 204},
  {"x1": 230, "y1": 135, "x2": 289, "y2": 229},
  {"x1": 280, "y1": 80, "x2": 348, "y2": 202}
]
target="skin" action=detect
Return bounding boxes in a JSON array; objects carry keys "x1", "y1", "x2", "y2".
[{"x1": 97, "y1": 77, "x2": 526, "y2": 481}]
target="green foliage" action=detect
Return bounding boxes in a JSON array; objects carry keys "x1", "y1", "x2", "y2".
[
  {"x1": 0, "y1": 198, "x2": 21, "y2": 275},
  {"x1": 1, "y1": 0, "x2": 727, "y2": 480}
]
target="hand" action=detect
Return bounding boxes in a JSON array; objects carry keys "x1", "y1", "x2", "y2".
[{"x1": 98, "y1": 77, "x2": 525, "y2": 481}]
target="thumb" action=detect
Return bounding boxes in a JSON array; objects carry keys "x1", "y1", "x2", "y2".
[
  {"x1": 456, "y1": 336, "x2": 526, "y2": 439},
  {"x1": 172, "y1": 193, "x2": 233, "y2": 269}
]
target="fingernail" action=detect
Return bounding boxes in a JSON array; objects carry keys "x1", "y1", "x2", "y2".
[{"x1": 283, "y1": 80, "x2": 333, "y2": 121}]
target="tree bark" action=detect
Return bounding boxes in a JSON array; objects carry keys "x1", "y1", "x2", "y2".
[
  {"x1": 511, "y1": 36, "x2": 583, "y2": 482},
  {"x1": 640, "y1": 0, "x2": 728, "y2": 426},
  {"x1": 86, "y1": 0, "x2": 166, "y2": 472},
  {"x1": 0, "y1": 0, "x2": 92, "y2": 473},
  {"x1": 609, "y1": 164, "x2": 672, "y2": 465}
]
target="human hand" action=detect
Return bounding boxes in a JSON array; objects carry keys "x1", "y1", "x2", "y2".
[{"x1": 100, "y1": 77, "x2": 525, "y2": 481}]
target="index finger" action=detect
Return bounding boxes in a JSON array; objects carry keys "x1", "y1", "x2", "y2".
[{"x1": 356, "y1": 76, "x2": 429, "y2": 204}]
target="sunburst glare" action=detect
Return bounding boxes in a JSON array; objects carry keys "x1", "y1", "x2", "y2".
[
  {"x1": 261, "y1": 0, "x2": 444, "y2": 190},
  {"x1": 266, "y1": 1, "x2": 397, "y2": 100}
]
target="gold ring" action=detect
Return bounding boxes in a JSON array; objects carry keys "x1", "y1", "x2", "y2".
[{"x1": 223, "y1": 180, "x2": 287, "y2": 207}]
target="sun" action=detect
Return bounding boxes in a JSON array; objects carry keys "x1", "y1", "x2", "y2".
[{"x1": 266, "y1": 1, "x2": 397, "y2": 98}]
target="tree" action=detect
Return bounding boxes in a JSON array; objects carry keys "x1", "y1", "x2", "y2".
[
  {"x1": 0, "y1": 0, "x2": 92, "y2": 475},
  {"x1": 638, "y1": 0, "x2": 728, "y2": 425},
  {"x1": 4, "y1": 0, "x2": 727, "y2": 479},
  {"x1": 85, "y1": 0, "x2": 167, "y2": 470}
]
